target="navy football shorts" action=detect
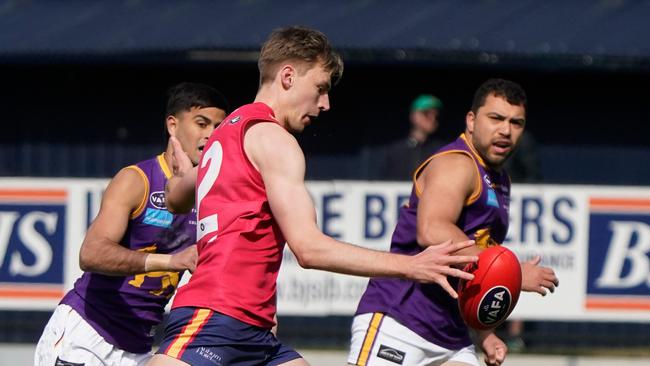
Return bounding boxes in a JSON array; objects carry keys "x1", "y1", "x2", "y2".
[{"x1": 158, "y1": 307, "x2": 301, "y2": 366}]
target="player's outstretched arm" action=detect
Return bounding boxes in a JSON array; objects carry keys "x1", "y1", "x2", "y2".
[
  {"x1": 165, "y1": 136, "x2": 198, "y2": 214},
  {"x1": 79, "y1": 168, "x2": 196, "y2": 276},
  {"x1": 245, "y1": 122, "x2": 477, "y2": 298}
]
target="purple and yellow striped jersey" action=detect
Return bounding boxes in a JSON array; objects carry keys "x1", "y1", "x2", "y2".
[
  {"x1": 60, "y1": 154, "x2": 197, "y2": 354},
  {"x1": 356, "y1": 133, "x2": 511, "y2": 349}
]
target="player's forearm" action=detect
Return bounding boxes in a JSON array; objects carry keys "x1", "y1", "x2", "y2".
[
  {"x1": 291, "y1": 235, "x2": 410, "y2": 279},
  {"x1": 417, "y1": 222, "x2": 479, "y2": 256},
  {"x1": 79, "y1": 239, "x2": 170, "y2": 276},
  {"x1": 475, "y1": 329, "x2": 497, "y2": 342}
]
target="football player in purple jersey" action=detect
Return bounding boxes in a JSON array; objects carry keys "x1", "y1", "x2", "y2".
[
  {"x1": 350, "y1": 79, "x2": 559, "y2": 366},
  {"x1": 34, "y1": 82, "x2": 228, "y2": 366}
]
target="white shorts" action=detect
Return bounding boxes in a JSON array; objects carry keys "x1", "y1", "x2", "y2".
[
  {"x1": 34, "y1": 304, "x2": 151, "y2": 366},
  {"x1": 348, "y1": 313, "x2": 479, "y2": 366}
]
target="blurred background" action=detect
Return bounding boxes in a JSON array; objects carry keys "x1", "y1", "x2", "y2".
[{"x1": 1, "y1": 0, "x2": 649, "y2": 364}]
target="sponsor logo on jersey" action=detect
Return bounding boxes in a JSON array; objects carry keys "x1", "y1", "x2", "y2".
[
  {"x1": 143, "y1": 208, "x2": 173, "y2": 228},
  {"x1": 149, "y1": 191, "x2": 166, "y2": 209},
  {"x1": 478, "y1": 286, "x2": 512, "y2": 327},
  {"x1": 487, "y1": 189, "x2": 499, "y2": 208},
  {"x1": 377, "y1": 344, "x2": 405, "y2": 364},
  {"x1": 483, "y1": 174, "x2": 492, "y2": 187},
  {"x1": 586, "y1": 197, "x2": 650, "y2": 310},
  {"x1": 229, "y1": 115, "x2": 241, "y2": 124}
]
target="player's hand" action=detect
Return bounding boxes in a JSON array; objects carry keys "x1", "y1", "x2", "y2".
[
  {"x1": 520, "y1": 255, "x2": 559, "y2": 296},
  {"x1": 169, "y1": 245, "x2": 198, "y2": 273},
  {"x1": 478, "y1": 330, "x2": 507, "y2": 366},
  {"x1": 409, "y1": 240, "x2": 478, "y2": 298},
  {"x1": 168, "y1": 136, "x2": 193, "y2": 177}
]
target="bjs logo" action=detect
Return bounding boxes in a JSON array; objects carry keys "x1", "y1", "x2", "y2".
[
  {"x1": 586, "y1": 197, "x2": 650, "y2": 310},
  {"x1": 0, "y1": 190, "x2": 66, "y2": 284}
]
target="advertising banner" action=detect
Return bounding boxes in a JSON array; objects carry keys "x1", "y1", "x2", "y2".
[
  {"x1": 0, "y1": 178, "x2": 648, "y2": 322},
  {"x1": 277, "y1": 182, "x2": 650, "y2": 322},
  {"x1": 0, "y1": 178, "x2": 105, "y2": 310}
]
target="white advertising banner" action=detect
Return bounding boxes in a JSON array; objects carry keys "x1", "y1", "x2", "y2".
[
  {"x1": 0, "y1": 178, "x2": 649, "y2": 322},
  {"x1": 505, "y1": 185, "x2": 650, "y2": 322},
  {"x1": 277, "y1": 182, "x2": 650, "y2": 322},
  {"x1": 277, "y1": 181, "x2": 410, "y2": 315}
]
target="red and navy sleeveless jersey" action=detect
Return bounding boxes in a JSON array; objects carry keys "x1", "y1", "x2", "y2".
[
  {"x1": 172, "y1": 102, "x2": 285, "y2": 329},
  {"x1": 356, "y1": 133, "x2": 511, "y2": 349},
  {"x1": 61, "y1": 154, "x2": 197, "y2": 353}
]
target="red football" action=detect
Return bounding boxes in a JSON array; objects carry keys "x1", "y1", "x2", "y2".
[{"x1": 457, "y1": 245, "x2": 522, "y2": 330}]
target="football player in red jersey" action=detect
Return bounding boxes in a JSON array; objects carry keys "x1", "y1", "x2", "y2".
[{"x1": 149, "y1": 27, "x2": 478, "y2": 366}]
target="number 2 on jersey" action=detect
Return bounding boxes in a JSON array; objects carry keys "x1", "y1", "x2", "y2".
[{"x1": 197, "y1": 141, "x2": 222, "y2": 242}]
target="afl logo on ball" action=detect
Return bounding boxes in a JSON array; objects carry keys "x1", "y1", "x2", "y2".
[{"x1": 477, "y1": 286, "x2": 512, "y2": 327}]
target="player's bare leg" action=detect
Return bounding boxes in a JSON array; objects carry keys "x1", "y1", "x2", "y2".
[{"x1": 146, "y1": 354, "x2": 190, "y2": 366}]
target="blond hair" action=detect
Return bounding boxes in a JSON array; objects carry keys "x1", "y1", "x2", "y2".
[{"x1": 258, "y1": 26, "x2": 343, "y2": 86}]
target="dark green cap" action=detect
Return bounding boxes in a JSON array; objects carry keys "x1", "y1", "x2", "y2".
[{"x1": 411, "y1": 94, "x2": 443, "y2": 111}]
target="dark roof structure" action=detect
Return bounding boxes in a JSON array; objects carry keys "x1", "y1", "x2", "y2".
[{"x1": 2, "y1": 0, "x2": 649, "y2": 69}]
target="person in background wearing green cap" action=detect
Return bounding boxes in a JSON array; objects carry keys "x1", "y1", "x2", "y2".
[{"x1": 380, "y1": 94, "x2": 446, "y2": 180}]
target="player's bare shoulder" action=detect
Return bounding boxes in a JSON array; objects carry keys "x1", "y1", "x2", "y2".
[
  {"x1": 420, "y1": 151, "x2": 477, "y2": 188},
  {"x1": 100, "y1": 166, "x2": 147, "y2": 212},
  {"x1": 244, "y1": 122, "x2": 303, "y2": 172},
  {"x1": 245, "y1": 121, "x2": 295, "y2": 145},
  {"x1": 431, "y1": 150, "x2": 475, "y2": 170}
]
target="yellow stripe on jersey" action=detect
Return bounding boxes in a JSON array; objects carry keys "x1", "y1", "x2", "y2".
[
  {"x1": 460, "y1": 133, "x2": 487, "y2": 168},
  {"x1": 412, "y1": 154, "x2": 435, "y2": 192},
  {"x1": 125, "y1": 165, "x2": 149, "y2": 219},
  {"x1": 166, "y1": 308, "x2": 212, "y2": 358},
  {"x1": 157, "y1": 153, "x2": 173, "y2": 179},
  {"x1": 474, "y1": 228, "x2": 499, "y2": 249},
  {"x1": 465, "y1": 153, "x2": 483, "y2": 206},
  {"x1": 356, "y1": 312, "x2": 384, "y2": 366}
]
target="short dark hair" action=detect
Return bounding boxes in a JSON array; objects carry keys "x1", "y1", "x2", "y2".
[
  {"x1": 258, "y1": 26, "x2": 344, "y2": 86},
  {"x1": 471, "y1": 79, "x2": 527, "y2": 114},
  {"x1": 165, "y1": 82, "x2": 229, "y2": 117}
]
